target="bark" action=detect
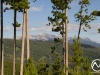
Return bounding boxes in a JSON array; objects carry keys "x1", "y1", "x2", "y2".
[
  {"x1": 77, "y1": 3, "x2": 83, "y2": 43},
  {"x1": 25, "y1": 9, "x2": 30, "y2": 61},
  {"x1": 20, "y1": 11, "x2": 25, "y2": 75},
  {"x1": 1, "y1": 0, "x2": 4, "y2": 75},
  {"x1": 65, "y1": 9, "x2": 68, "y2": 75},
  {"x1": 62, "y1": 23, "x2": 65, "y2": 73},
  {"x1": 13, "y1": 10, "x2": 17, "y2": 75}
]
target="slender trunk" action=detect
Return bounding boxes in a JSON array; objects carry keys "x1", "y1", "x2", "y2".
[
  {"x1": 13, "y1": 10, "x2": 17, "y2": 75},
  {"x1": 62, "y1": 24, "x2": 65, "y2": 73},
  {"x1": 65, "y1": 8, "x2": 68, "y2": 75},
  {"x1": 77, "y1": 21, "x2": 82, "y2": 43},
  {"x1": 77, "y1": 3, "x2": 83, "y2": 43},
  {"x1": 20, "y1": 11, "x2": 25, "y2": 75},
  {"x1": 1, "y1": 0, "x2": 4, "y2": 75},
  {"x1": 25, "y1": 9, "x2": 30, "y2": 61}
]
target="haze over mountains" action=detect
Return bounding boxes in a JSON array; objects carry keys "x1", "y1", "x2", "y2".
[{"x1": 15, "y1": 33, "x2": 100, "y2": 47}]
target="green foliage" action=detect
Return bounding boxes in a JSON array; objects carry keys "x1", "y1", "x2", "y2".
[
  {"x1": 36, "y1": 59, "x2": 50, "y2": 75},
  {"x1": 91, "y1": 10, "x2": 100, "y2": 16},
  {"x1": 2, "y1": 39, "x2": 100, "y2": 63},
  {"x1": 4, "y1": 0, "x2": 30, "y2": 12},
  {"x1": 98, "y1": 28, "x2": 100, "y2": 33},
  {"x1": 48, "y1": 0, "x2": 72, "y2": 36},
  {"x1": 74, "y1": 0, "x2": 96, "y2": 32},
  {"x1": 23, "y1": 58, "x2": 38, "y2": 75},
  {"x1": 69, "y1": 37, "x2": 93, "y2": 75},
  {"x1": 12, "y1": 22, "x2": 21, "y2": 27},
  {"x1": 51, "y1": 53, "x2": 65, "y2": 75}
]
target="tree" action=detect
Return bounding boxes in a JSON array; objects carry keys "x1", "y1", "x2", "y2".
[
  {"x1": 4, "y1": 0, "x2": 29, "y2": 75},
  {"x1": 36, "y1": 59, "x2": 49, "y2": 75},
  {"x1": 74, "y1": 0, "x2": 96, "y2": 42},
  {"x1": 25, "y1": 9, "x2": 30, "y2": 61},
  {"x1": 91, "y1": 10, "x2": 100, "y2": 33},
  {"x1": 69, "y1": 37, "x2": 93, "y2": 75},
  {"x1": 23, "y1": 58, "x2": 38, "y2": 75},
  {"x1": 0, "y1": 0, "x2": 4, "y2": 75},
  {"x1": 51, "y1": 51, "x2": 65, "y2": 75},
  {"x1": 48, "y1": 0, "x2": 72, "y2": 75},
  {"x1": 20, "y1": 10, "x2": 25, "y2": 75}
]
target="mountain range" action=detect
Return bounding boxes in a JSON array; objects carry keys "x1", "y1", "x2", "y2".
[{"x1": 16, "y1": 33, "x2": 100, "y2": 47}]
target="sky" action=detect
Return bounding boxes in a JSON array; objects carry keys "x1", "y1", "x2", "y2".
[{"x1": 1, "y1": 0, "x2": 100, "y2": 43}]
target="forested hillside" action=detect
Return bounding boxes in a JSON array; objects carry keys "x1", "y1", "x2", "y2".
[{"x1": 1, "y1": 39, "x2": 100, "y2": 63}]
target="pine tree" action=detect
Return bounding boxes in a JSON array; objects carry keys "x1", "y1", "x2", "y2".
[
  {"x1": 48, "y1": 0, "x2": 73, "y2": 75},
  {"x1": 20, "y1": 10, "x2": 25, "y2": 75},
  {"x1": 36, "y1": 59, "x2": 49, "y2": 75},
  {"x1": 74, "y1": 0, "x2": 96, "y2": 42},
  {"x1": 0, "y1": 0, "x2": 4, "y2": 75},
  {"x1": 23, "y1": 58, "x2": 38, "y2": 75},
  {"x1": 4, "y1": 0, "x2": 30, "y2": 75},
  {"x1": 69, "y1": 37, "x2": 93, "y2": 75}
]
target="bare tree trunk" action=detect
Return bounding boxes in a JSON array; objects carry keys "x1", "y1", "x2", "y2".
[
  {"x1": 25, "y1": 9, "x2": 30, "y2": 61},
  {"x1": 1, "y1": 0, "x2": 4, "y2": 75},
  {"x1": 1, "y1": 44, "x2": 4, "y2": 75},
  {"x1": 62, "y1": 24, "x2": 65, "y2": 73},
  {"x1": 20, "y1": 11, "x2": 25, "y2": 75},
  {"x1": 65, "y1": 8, "x2": 68, "y2": 75},
  {"x1": 13, "y1": 10, "x2": 17, "y2": 75}
]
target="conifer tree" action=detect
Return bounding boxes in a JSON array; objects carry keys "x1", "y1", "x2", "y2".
[
  {"x1": 36, "y1": 59, "x2": 49, "y2": 75},
  {"x1": 0, "y1": 0, "x2": 4, "y2": 75},
  {"x1": 23, "y1": 58, "x2": 38, "y2": 75},
  {"x1": 74, "y1": 0, "x2": 96, "y2": 42},
  {"x1": 4, "y1": 0, "x2": 30, "y2": 75},
  {"x1": 51, "y1": 42, "x2": 65, "y2": 75},
  {"x1": 69, "y1": 37, "x2": 93, "y2": 75},
  {"x1": 48, "y1": 0, "x2": 72, "y2": 75}
]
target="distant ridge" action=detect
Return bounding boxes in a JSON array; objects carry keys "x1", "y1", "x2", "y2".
[{"x1": 14, "y1": 33, "x2": 100, "y2": 47}]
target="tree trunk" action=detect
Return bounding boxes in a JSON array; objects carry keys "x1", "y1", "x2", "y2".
[
  {"x1": 1, "y1": 0, "x2": 4, "y2": 75},
  {"x1": 65, "y1": 8, "x2": 68, "y2": 75},
  {"x1": 13, "y1": 10, "x2": 17, "y2": 75},
  {"x1": 20, "y1": 11, "x2": 25, "y2": 75},
  {"x1": 62, "y1": 24, "x2": 65, "y2": 73},
  {"x1": 25, "y1": 9, "x2": 30, "y2": 61}
]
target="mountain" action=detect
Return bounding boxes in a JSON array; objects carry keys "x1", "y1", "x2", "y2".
[
  {"x1": 16, "y1": 33, "x2": 100, "y2": 47},
  {"x1": 68, "y1": 37, "x2": 100, "y2": 47}
]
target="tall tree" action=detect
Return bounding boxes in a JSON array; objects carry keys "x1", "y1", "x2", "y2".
[
  {"x1": 65, "y1": 8, "x2": 68, "y2": 75},
  {"x1": 48, "y1": 0, "x2": 72, "y2": 75},
  {"x1": 74, "y1": 0, "x2": 96, "y2": 43},
  {"x1": 69, "y1": 37, "x2": 93, "y2": 75},
  {"x1": 4, "y1": 0, "x2": 29, "y2": 75},
  {"x1": 25, "y1": 9, "x2": 30, "y2": 61},
  {"x1": 13, "y1": 9, "x2": 17, "y2": 75},
  {"x1": 0, "y1": 0, "x2": 4, "y2": 75},
  {"x1": 20, "y1": 10, "x2": 25, "y2": 75}
]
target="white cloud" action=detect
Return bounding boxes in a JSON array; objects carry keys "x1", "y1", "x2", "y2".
[
  {"x1": 0, "y1": 26, "x2": 11, "y2": 32},
  {"x1": 29, "y1": 5, "x2": 43, "y2": 12},
  {"x1": 68, "y1": 23, "x2": 100, "y2": 34},
  {"x1": 30, "y1": 26, "x2": 52, "y2": 32}
]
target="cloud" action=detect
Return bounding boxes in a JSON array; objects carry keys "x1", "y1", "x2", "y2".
[
  {"x1": 30, "y1": 26, "x2": 52, "y2": 32},
  {"x1": 68, "y1": 23, "x2": 100, "y2": 34},
  {"x1": 29, "y1": 5, "x2": 43, "y2": 12},
  {"x1": 0, "y1": 26, "x2": 11, "y2": 32}
]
